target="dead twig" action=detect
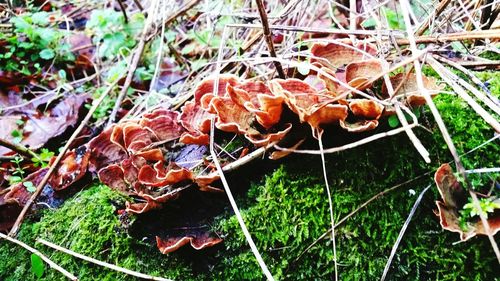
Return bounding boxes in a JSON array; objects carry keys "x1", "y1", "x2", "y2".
[
  {"x1": 0, "y1": 232, "x2": 77, "y2": 280},
  {"x1": 36, "y1": 238, "x2": 172, "y2": 281},
  {"x1": 274, "y1": 123, "x2": 419, "y2": 155},
  {"x1": 106, "y1": 35, "x2": 147, "y2": 127},
  {"x1": 117, "y1": 0, "x2": 128, "y2": 23},
  {"x1": 0, "y1": 138, "x2": 38, "y2": 160},
  {"x1": 8, "y1": 81, "x2": 119, "y2": 237},
  {"x1": 255, "y1": 0, "x2": 286, "y2": 79},
  {"x1": 396, "y1": 29, "x2": 500, "y2": 44},
  {"x1": 453, "y1": 60, "x2": 500, "y2": 69}
]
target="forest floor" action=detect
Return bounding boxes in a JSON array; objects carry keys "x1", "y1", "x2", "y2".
[{"x1": 0, "y1": 0, "x2": 499, "y2": 280}]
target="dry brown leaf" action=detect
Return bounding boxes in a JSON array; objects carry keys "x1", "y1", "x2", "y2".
[{"x1": 434, "y1": 164, "x2": 500, "y2": 241}]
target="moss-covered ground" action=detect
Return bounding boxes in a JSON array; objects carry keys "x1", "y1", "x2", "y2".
[{"x1": 1, "y1": 71, "x2": 499, "y2": 280}]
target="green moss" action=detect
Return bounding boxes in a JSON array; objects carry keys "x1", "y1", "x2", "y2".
[
  {"x1": 474, "y1": 71, "x2": 500, "y2": 98},
  {"x1": 211, "y1": 142, "x2": 497, "y2": 280},
  {"x1": 0, "y1": 185, "x2": 196, "y2": 281},
  {"x1": 209, "y1": 72, "x2": 500, "y2": 280}
]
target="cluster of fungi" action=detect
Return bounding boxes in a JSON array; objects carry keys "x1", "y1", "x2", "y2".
[{"x1": 2, "y1": 39, "x2": 451, "y2": 253}]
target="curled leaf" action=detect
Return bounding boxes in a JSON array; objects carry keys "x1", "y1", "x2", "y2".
[
  {"x1": 434, "y1": 164, "x2": 500, "y2": 241},
  {"x1": 48, "y1": 147, "x2": 90, "y2": 191}
]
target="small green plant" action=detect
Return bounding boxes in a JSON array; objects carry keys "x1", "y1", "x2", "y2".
[
  {"x1": 461, "y1": 197, "x2": 500, "y2": 219},
  {"x1": 362, "y1": 7, "x2": 406, "y2": 30},
  {"x1": 387, "y1": 108, "x2": 421, "y2": 128},
  {"x1": 31, "y1": 148, "x2": 54, "y2": 168},
  {"x1": 86, "y1": 10, "x2": 144, "y2": 60},
  {"x1": 8, "y1": 155, "x2": 25, "y2": 185},
  {"x1": 10, "y1": 129, "x2": 23, "y2": 144},
  {"x1": 23, "y1": 181, "x2": 36, "y2": 193},
  {"x1": 30, "y1": 253, "x2": 45, "y2": 278},
  {"x1": 86, "y1": 86, "x2": 123, "y2": 121},
  {"x1": 0, "y1": 11, "x2": 75, "y2": 75}
]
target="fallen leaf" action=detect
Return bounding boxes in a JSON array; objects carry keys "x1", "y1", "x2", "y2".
[
  {"x1": 434, "y1": 164, "x2": 500, "y2": 241},
  {"x1": 0, "y1": 94, "x2": 88, "y2": 156}
]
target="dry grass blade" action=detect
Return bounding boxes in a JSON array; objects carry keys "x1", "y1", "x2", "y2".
[
  {"x1": 0, "y1": 233, "x2": 77, "y2": 280},
  {"x1": 399, "y1": 0, "x2": 500, "y2": 263},
  {"x1": 274, "y1": 123, "x2": 419, "y2": 155},
  {"x1": 107, "y1": 0, "x2": 159, "y2": 127},
  {"x1": 318, "y1": 132, "x2": 338, "y2": 281},
  {"x1": 415, "y1": 0, "x2": 452, "y2": 35},
  {"x1": 368, "y1": 8, "x2": 431, "y2": 163},
  {"x1": 396, "y1": 29, "x2": 500, "y2": 44},
  {"x1": 380, "y1": 185, "x2": 432, "y2": 281},
  {"x1": 427, "y1": 56, "x2": 500, "y2": 133},
  {"x1": 36, "y1": 238, "x2": 172, "y2": 281},
  {"x1": 434, "y1": 55, "x2": 500, "y2": 115}
]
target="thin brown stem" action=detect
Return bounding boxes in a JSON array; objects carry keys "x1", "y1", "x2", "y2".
[
  {"x1": 397, "y1": 29, "x2": 500, "y2": 44},
  {"x1": 117, "y1": 0, "x2": 128, "y2": 23},
  {"x1": 107, "y1": 39, "x2": 146, "y2": 127},
  {"x1": 255, "y1": 0, "x2": 286, "y2": 79},
  {"x1": 132, "y1": 0, "x2": 144, "y2": 11},
  {"x1": 0, "y1": 138, "x2": 38, "y2": 160}
]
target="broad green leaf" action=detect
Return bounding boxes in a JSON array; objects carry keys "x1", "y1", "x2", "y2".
[
  {"x1": 23, "y1": 181, "x2": 36, "y2": 193},
  {"x1": 30, "y1": 253, "x2": 45, "y2": 278},
  {"x1": 58, "y1": 69, "x2": 67, "y2": 80},
  {"x1": 31, "y1": 12, "x2": 50, "y2": 26},
  {"x1": 388, "y1": 115, "x2": 400, "y2": 128},
  {"x1": 39, "y1": 49, "x2": 55, "y2": 60},
  {"x1": 297, "y1": 62, "x2": 310, "y2": 76}
]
